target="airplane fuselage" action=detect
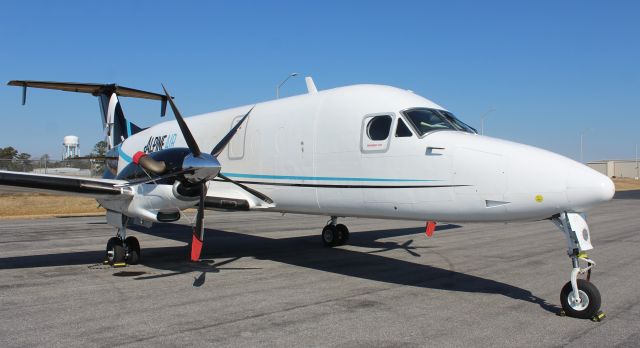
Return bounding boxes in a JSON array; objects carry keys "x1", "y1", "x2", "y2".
[{"x1": 111, "y1": 84, "x2": 614, "y2": 223}]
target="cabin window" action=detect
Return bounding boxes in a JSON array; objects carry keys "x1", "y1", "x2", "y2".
[
  {"x1": 395, "y1": 118, "x2": 413, "y2": 137},
  {"x1": 366, "y1": 115, "x2": 392, "y2": 141}
]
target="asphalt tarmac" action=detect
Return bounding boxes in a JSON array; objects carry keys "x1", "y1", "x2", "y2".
[{"x1": 1, "y1": 192, "x2": 639, "y2": 347}]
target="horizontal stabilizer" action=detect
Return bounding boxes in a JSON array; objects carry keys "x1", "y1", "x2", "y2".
[{"x1": 8, "y1": 80, "x2": 169, "y2": 101}]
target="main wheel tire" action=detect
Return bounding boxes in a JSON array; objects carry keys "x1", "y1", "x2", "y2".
[
  {"x1": 560, "y1": 279, "x2": 601, "y2": 319},
  {"x1": 336, "y1": 224, "x2": 350, "y2": 245},
  {"x1": 106, "y1": 237, "x2": 125, "y2": 266},
  {"x1": 124, "y1": 236, "x2": 141, "y2": 265},
  {"x1": 322, "y1": 225, "x2": 340, "y2": 247}
]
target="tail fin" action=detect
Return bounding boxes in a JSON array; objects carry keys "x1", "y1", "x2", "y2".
[
  {"x1": 99, "y1": 92, "x2": 145, "y2": 148},
  {"x1": 7, "y1": 80, "x2": 169, "y2": 149}
]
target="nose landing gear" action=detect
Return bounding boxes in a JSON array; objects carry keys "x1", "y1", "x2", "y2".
[{"x1": 552, "y1": 212, "x2": 604, "y2": 320}]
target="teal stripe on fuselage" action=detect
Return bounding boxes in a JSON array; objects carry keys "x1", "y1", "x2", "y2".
[
  {"x1": 118, "y1": 150, "x2": 438, "y2": 182},
  {"x1": 118, "y1": 146, "x2": 133, "y2": 163},
  {"x1": 220, "y1": 172, "x2": 439, "y2": 182}
]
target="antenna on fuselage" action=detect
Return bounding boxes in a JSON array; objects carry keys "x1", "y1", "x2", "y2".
[{"x1": 305, "y1": 76, "x2": 318, "y2": 94}]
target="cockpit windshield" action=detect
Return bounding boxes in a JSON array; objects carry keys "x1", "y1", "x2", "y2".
[
  {"x1": 439, "y1": 110, "x2": 477, "y2": 134},
  {"x1": 402, "y1": 108, "x2": 477, "y2": 136}
]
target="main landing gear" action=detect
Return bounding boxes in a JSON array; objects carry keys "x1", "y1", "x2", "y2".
[
  {"x1": 321, "y1": 216, "x2": 350, "y2": 247},
  {"x1": 105, "y1": 212, "x2": 141, "y2": 266},
  {"x1": 552, "y1": 212, "x2": 603, "y2": 320},
  {"x1": 106, "y1": 236, "x2": 140, "y2": 266}
]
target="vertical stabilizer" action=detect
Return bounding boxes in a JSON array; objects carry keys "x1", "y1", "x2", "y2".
[{"x1": 98, "y1": 93, "x2": 143, "y2": 149}]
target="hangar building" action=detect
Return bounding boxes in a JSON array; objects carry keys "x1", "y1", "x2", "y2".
[{"x1": 588, "y1": 160, "x2": 639, "y2": 178}]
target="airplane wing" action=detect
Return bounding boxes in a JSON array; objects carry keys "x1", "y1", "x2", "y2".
[{"x1": 0, "y1": 171, "x2": 127, "y2": 197}]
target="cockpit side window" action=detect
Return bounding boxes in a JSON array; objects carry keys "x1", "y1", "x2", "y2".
[{"x1": 395, "y1": 118, "x2": 413, "y2": 137}]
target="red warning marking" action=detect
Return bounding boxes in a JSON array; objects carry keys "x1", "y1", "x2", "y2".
[
  {"x1": 132, "y1": 151, "x2": 146, "y2": 165},
  {"x1": 425, "y1": 221, "x2": 437, "y2": 237},
  {"x1": 190, "y1": 234, "x2": 203, "y2": 261}
]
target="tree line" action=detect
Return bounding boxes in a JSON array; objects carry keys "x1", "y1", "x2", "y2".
[{"x1": 0, "y1": 140, "x2": 108, "y2": 173}]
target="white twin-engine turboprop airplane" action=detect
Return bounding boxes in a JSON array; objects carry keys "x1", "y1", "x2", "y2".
[{"x1": 1, "y1": 79, "x2": 614, "y2": 319}]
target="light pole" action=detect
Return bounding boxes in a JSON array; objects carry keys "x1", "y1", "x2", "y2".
[
  {"x1": 276, "y1": 72, "x2": 299, "y2": 98},
  {"x1": 636, "y1": 144, "x2": 640, "y2": 180},
  {"x1": 480, "y1": 107, "x2": 496, "y2": 135}
]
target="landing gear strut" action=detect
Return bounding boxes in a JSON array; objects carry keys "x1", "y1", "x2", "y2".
[
  {"x1": 552, "y1": 212, "x2": 602, "y2": 319},
  {"x1": 321, "y1": 216, "x2": 350, "y2": 247},
  {"x1": 105, "y1": 212, "x2": 141, "y2": 266}
]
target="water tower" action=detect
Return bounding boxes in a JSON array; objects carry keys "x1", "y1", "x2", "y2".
[{"x1": 62, "y1": 135, "x2": 80, "y2": 159}]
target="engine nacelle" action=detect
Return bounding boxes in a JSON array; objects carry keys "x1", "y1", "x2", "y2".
[
  {"x1": 98, "y1": 182, "x2": 200, "y2": 224},
  {"x1": 116, "y1": 148, "x2": 192, "y2": 184}
]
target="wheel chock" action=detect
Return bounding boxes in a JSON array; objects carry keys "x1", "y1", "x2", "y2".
[
  {"x1": 557, "y1": 309, "x2": 566, "y2": 317},
  {"x1": 591, "y1": 311, "x2": 606, "y2": 322},
  {"x1": 101, "y1": 260, "x2": 127, "y2": 267}
]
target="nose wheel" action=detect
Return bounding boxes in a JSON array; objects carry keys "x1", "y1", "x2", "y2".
[
  {"x1": 560, "y1": 279, "x2": 601, "y2": 319},
  {"x1": 552, "y1": 212, "x2": 604, "y2": 320},
  {"x1": 322, "y1": 216, "x2": 350, "y2": 247}
]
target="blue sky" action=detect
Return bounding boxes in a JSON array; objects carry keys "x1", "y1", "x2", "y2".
[{"x1": 0, "y1": 0, "x2": 638, "y2": 161}]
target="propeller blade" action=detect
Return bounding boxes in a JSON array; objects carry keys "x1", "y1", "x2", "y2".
[
  {"x1": 217, "y1": 173, "x2": 274, "y2": 204},
  {"x1": 162, "y1": 84, "x2": 202, "y2": 157},
  {"x1": 210, "y1": 106, "x2": 254, "y2": 157},
  {"x1": 115, "y1": 168, "x2": 195, "y2": 187},
  {"x1": 190, "y1": 182, "x2": 207, "y2": 261}
]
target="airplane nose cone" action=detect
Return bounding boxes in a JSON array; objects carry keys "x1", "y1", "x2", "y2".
[
  {"x1": 567, "y1": 164, "x2": 615, "y2": 210},
  {"x1": 600, "y1": 175, "x2": 616, "y2": 201}
]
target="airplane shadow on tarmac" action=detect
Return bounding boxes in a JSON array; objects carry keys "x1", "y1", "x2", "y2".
[{"x1": 0, "y1": 222, "x2": 560, "y2": 314}]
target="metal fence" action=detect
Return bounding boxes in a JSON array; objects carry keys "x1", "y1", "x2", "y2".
[{"x1": 0, "y1": 159, "x2": 104, "y2": 178}]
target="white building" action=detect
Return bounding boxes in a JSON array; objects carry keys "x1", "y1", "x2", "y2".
[{"x1": 588, "y1": 160, "x2": 639, "y2": 179}]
